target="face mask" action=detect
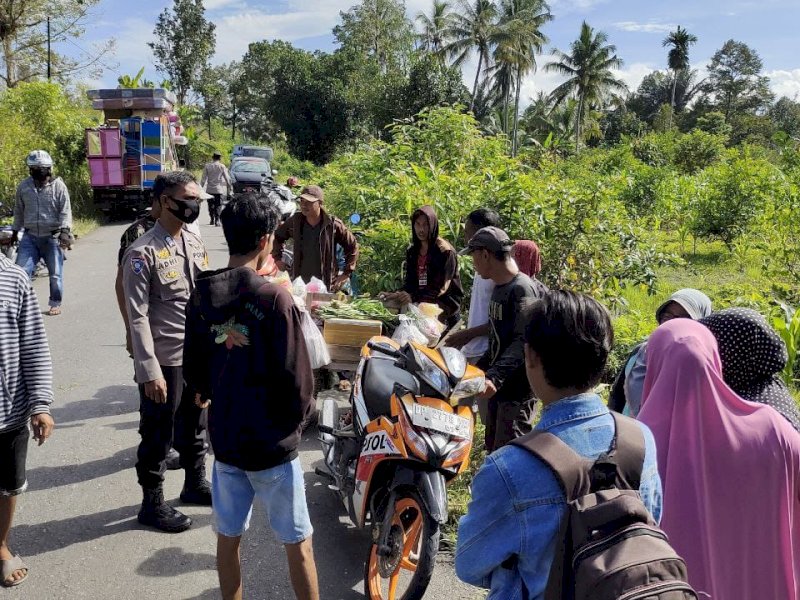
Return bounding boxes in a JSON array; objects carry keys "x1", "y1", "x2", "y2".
[
  {"x1": 31, "y1": 168, "x2": 51, "y2": 182},
  {"x1": 165, "y1": 196, "x2": 200, "y2": 224}
]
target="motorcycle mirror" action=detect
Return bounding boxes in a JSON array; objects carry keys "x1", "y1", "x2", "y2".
[
  {"x1": 272, "y1": 169, "x2": 278, "y2": 176},
  {"x1": 350, "y1": 213, "x2": 361, "y2": 225}
]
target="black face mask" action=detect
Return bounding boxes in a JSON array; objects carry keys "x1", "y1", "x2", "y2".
[
  {"x1": 165, "y1": 196, "x2": 200, "y2": 224},
  {"x1": 30, "y1": 168, "x2": 51, "y2": 183}
]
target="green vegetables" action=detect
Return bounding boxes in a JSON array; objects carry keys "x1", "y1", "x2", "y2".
[{"x1": 316, "y1": 299, "x2": 397, "y2": 328}]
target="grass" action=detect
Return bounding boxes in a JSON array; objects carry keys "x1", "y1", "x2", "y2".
[{"x1": 73, "y1": 217, "x2": 100, "y2": 239}]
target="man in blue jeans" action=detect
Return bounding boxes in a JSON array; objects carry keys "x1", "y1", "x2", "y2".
[
  {"x1": 184, "y1": 192, "x2": 319, "y2": 600},
  {"x1": 455, "y1": 290, "x2": 662, "y2": 599},
  {"x1": 12, "y1": 150, "x2": 73, "y2": 316}
]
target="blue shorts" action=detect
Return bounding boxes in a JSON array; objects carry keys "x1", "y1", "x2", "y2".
[{"x1": 212, "y1": 457, "x2": 314, "y2": 544}]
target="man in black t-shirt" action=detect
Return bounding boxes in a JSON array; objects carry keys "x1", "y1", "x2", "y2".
[{"x1": 460, "y1": 226, "x2": 547, "y2": 452}]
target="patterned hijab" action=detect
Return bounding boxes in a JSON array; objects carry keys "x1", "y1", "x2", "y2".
[{"x1": 700, "y1": 308, "x2": 800, "y2": 431}]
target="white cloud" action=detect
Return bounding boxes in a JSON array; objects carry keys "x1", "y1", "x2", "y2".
[
  {"x1": 204, "y1": 0, "x2": 245, "y2": 10},
  {"x1": 766, "y1": 69, "x2": 800, "y2": 99},
  {"x1": 614, "y1": 21, "x2": 677, "y2": 34}
]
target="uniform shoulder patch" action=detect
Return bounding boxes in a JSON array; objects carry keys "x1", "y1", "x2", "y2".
[{"x1": 130, "y1": 254, "x2": 147, "y2": 275}]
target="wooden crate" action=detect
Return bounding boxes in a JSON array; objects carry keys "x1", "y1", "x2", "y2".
[{"x1": 323, "y1": 318, "x2": 382, "y2": 348}]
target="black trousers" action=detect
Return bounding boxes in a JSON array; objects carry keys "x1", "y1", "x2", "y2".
[
  {"x1": 208, "y1": 194, "x2": 223, "y2": 224},
  {"x1": 484, "y1": 396, "x2": 536, "y2": 454},
  {"x1": 136, "y1": 365, "x2": 207, "y2": 490}
]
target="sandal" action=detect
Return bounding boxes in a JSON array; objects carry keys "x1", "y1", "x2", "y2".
[
  {"x1": 47, "y1": 306, "x2": 61, "y2": 316},
  {"x1": 1, "y1": 555, "x2": 28, "y2": 587}
]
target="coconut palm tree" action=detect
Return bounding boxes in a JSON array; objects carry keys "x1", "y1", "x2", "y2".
[
  {"x1": 444, "y1": 0, "x2": 499, "y2": 111},
  {"x1": 546, "y1": 22, "x2": 627, "y2": 151},
  {"x1": 494, "y1": 0, "x2": 552, "y2": 155},
  {"x1": 662, "y1": 26, "x2": 698, "y2": 127},
  {"x1": 416, "y1": 0, "x2": 455, "y2": 58}
]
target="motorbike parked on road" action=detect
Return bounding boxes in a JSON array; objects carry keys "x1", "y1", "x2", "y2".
[{"x1": 318, "y1": 337, "x2": 484, "y2": 600}]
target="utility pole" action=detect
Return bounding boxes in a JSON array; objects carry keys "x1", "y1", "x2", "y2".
[{"x1": 47, "y1": 17, "x2": 51, "y2": 80}]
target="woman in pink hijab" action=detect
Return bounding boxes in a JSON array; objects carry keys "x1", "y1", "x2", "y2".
[
  {"x1": 638, "y1": 319, "x2": 800, "y2": 599},
  {"x1": 513, "y1": 240, "x2": 542, "y2": 278}
]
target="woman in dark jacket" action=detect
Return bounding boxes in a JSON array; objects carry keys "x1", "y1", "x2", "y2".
[{"x1": 386, "y1": 206, "x2": 463, "y2": 325}]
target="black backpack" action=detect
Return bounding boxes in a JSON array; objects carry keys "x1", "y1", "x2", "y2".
[{"x1": 510, "y1": 412, "x2": 698, "y2": 600}]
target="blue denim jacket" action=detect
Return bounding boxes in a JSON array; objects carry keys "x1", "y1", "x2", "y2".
[{"x1": 455, "y1": 393, "x2": 663, "y2": 600}]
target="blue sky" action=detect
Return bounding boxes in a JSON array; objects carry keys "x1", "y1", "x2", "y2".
[{"x1": 70, "y1": 0, "x2": 800, "y2": 104}]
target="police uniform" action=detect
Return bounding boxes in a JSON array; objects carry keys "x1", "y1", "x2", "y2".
[{"x1": 122, "y1": 220, "x2": 210, "y2": 491}]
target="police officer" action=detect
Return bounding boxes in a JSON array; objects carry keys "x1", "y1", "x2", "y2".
[{"x1": 122, "y1": 171, "x2": 211, "y2": 533}]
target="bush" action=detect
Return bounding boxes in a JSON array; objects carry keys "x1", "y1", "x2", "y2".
[
  {"x1": 631, "y1": 133, "x2": 675, "y2": 167},
  {"x1": 673, "y1": 130, "x2": 726, "y2": 174},
  {"x1": 0, "y1": 82, "x2": 98, "y2": 217},
  {"x1": 323, "y1": 107, "x2": 665, "y2": 305},
  {"x1": 691, "y1": 154, "x2": 791, "y2": 249}
]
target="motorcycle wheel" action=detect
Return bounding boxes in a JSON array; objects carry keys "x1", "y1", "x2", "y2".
[{"x1": 364, "y1": 488, "x2": 439, "y2": 600}]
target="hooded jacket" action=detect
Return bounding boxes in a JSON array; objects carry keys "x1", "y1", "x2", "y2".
[
  {"x1": 403, "y1": 206, "x2": 464, "y2": 320},
  {"x1": 183, "y1": 266, "x2": 314, "y2": 471}
]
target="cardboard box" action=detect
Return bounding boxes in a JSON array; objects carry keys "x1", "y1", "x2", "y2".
[{"x1": 323, "y1": 318, "x2": 382, "y2": 348}]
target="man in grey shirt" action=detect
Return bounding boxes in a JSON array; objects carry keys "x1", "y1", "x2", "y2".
[
  {"x1": 200, "y1": 153, "x2": 231, "y2": 226},
  {"x1": 12, "y1": 150, "x2": 73, "y2": 316}
]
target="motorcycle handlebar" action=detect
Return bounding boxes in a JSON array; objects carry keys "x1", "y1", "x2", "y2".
[{"x1": 367, "y1": 341, "x2": 403, "y2": 359}]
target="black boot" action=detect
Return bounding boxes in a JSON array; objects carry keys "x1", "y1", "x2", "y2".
[
  {"x1": 138, "y1": 487, "x2": 192, "y2": 533},
  {"x1": 180, "y1": 469, "x2": 212, "y2": 506}
]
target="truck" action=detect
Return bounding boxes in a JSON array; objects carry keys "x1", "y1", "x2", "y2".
[{"x1": 85, "y1": 88, "x2": 185, "y2": 217}]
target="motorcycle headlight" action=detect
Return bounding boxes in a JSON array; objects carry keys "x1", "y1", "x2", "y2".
[
  {"x1": 414, "y1": 348, "x2": 451, "y2": 398},
  {"x1": 451, "y1": 375, "x2": 486, "y2": 401},
  {"x1": 440, "y1": 346, "x2": 466, "y2": 380}
]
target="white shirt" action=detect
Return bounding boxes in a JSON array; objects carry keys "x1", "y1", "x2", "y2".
[{"x1": 462, "y1": 274, "x2": 494, "y2": 359}]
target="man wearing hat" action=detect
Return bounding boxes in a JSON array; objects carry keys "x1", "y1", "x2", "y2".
[
  {"x1": 200, "y1": 153, "x2": 231, "y2": 226},
  {"x1": 460, "y1": 226, "x2": 547, "y2": 452},
  {"x1": 271, "y1": 185, "x2": 358, "y2": 292}
]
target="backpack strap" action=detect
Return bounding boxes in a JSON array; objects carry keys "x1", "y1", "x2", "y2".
[
  {"x1": 607, "y1": 412, "x2": 646, "y2": 491},
  {"x1": 510, "y1": 431, "x2": 591, "y2": 501}
]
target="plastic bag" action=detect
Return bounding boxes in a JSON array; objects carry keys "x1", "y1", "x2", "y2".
[
  {"x1": 406, "y1": 304, "x2": 445, "y2": 346},
  {"x1": 301, "y1": 310, "x2": 331, "y2": 369},
  {"x1": 267, "y1": 270, "x2": 291, "y2": 290},
  {"x1": 306, "y1": 276, "x2": 328, "y2": 294},
  {"x1": 392, "y1": 315, "x2": 428, "y2": 347},
  {"x1": 292, "y1": 277, "x2": 307, "y2": 298}
]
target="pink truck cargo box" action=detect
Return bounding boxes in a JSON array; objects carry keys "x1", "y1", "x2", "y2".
[
  {"x1": 89, "y1": 157, "x2": 124, "y2": 187},
  {"x1": 86, "y1": 128, "x2": 123, "y2": 157}
]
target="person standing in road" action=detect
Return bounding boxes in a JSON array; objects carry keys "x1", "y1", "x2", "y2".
[
  {"x1": 12, "y1": 150, "x2": 73, "y2": 317},
  {"x1": 201, "y1": 153, "x2": 232, "y2": 226},
  {"x1": 114, "y1": 196, "x2": 181, "y2": 471},
  {"x1": 0, "y1": 251, "x2": 55, "y2": 588},
  {"x1": 184, "y1": 193, "x2": 319, "y2": 600},
  {"x1": 122, "y1": 171, "x2": 211, "y2": 533},
  {"x1": 461, "y1": 227, "x2": 547, "y2": 453},
  {"x1": 271, "y1": 185, "x2": 358, "y2": 291}
]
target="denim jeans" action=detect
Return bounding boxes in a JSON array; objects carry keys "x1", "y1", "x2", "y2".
[{"x1": 16, "y1": 234, "x2": 63, "y2": 307}]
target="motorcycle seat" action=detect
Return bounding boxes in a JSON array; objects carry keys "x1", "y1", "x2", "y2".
[{"x1": 362, "y1": 356, "x2": 419, "y2": 421}]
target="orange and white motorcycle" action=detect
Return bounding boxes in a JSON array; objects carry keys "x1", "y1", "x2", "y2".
[{"x1": 317, "y1": 337, "x2": 484, "y2": 600}]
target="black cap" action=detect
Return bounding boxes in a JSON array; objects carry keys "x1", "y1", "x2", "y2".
[{"x1": 459, "y1": 226, "x2": 515, "y2": 255}]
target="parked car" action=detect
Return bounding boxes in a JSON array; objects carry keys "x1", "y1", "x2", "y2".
[{"x1": 230, "y1": 158, "x2": 276, "y2": 194}]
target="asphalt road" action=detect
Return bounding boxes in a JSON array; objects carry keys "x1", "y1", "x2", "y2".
[{"x1": 9, "y1": 221, "x2": 481, "y2": 600}]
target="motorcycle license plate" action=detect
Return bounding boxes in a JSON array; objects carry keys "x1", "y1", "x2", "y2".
[{"x1": 411, "y1": 404, "x2": 471, "y2": 439}]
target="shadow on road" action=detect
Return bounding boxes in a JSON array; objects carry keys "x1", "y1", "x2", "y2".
[
  {"x1": 26, "y1": 447, "x2": 136, "y2": 492},
  {"x1": 13, "y1": 503, "x2": 210, "y2": 556},
  {"x1": 51, "y1": 384, "x2": 138, "y2": 426},
  {"x1": 136, "y1": 547, "x2": 216, "y2": 578}
]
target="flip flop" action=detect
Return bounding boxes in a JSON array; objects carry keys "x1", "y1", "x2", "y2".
[
  {"x1": 47, "y1": 307, "x2": 61, "y2": 316},
  {"x1": 1, "y1": 555, "x2": 28, "y2": 587}
]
